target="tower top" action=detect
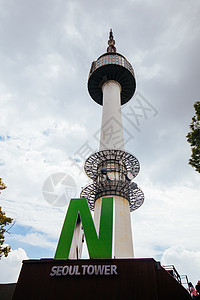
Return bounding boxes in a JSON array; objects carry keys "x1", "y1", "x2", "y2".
[
  {"x1": 107, "y1": 29, "x2": 116, "y2": 53},
  {"x1": 88, "y1": 30, "x2": 136, "y2": 105}
]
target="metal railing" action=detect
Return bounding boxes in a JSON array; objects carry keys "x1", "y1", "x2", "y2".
[{"x1": 163, "y1": 265, "x2": 182, "y2": 284}]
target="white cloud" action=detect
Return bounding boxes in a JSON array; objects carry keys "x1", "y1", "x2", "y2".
[
  {"x1": 161, "y1": 245, "x2": 200, "y2": 286},
  {"x1": 0, "y1": 248, "x2": 28, "y2": 283},
  {"x1": 8, "y1": 233, "x2": 56, "y2": 250}
]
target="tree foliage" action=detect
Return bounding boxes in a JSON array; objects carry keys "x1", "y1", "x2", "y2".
[
  {"x1": 0, "y1": 178, "x2": 13, "y2": 258},
  {"x1": 186, "y1": 101, "x2": 200, "y2": 173}
]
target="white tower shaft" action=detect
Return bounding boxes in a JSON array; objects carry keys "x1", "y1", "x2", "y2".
[
  {"x1": 94, "y1": 80, "x2": 134, "y2": 258},
  {"x1": 100, "y1": 80, "x2": 124, "y2": 151}
]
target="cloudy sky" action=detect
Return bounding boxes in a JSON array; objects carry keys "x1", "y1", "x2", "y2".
[{"x1": 0, "y1": 0, "x2": 200, "y2": 286}]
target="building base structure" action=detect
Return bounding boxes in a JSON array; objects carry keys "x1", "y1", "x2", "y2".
[{"x1": 12, "y1": 258, "x2": 191, "y2": 300}]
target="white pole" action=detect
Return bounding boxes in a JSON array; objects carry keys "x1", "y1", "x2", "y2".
[
  {"x1": 100, "y1": 80, "x2": 124, "y2": 151},
  {"x1": 94, "y1": 195, "x2": 134, "y2": 258},
  {"x1": 94, "y1": 80, "x2": 134, "y2": 258},
  {"x1": 114, "y1": 195, "x2": 134, "y2": 258}
]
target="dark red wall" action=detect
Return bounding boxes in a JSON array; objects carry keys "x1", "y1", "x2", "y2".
[{"x1": 13, "y1": 258, "x2": 191, "y2": 300}]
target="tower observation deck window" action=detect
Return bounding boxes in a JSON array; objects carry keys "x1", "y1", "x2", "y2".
[{"x1": 89, "y1": 54, "x2": 135, "y2": 78}]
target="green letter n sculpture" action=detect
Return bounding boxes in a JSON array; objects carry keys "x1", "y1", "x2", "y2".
[{"x1": 55, "y1": 197, "x2": 113, "y2": 259}]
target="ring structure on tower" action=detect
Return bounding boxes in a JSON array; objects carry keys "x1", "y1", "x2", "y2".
[{"x1": 80, "y1": 149, "x2": 144, "y2": 212}]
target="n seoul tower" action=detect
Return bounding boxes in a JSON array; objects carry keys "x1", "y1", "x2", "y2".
[{"x1": 81, "y1": 30, "x2": 144, "y2": 258}]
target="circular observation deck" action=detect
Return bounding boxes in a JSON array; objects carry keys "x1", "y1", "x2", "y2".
[
  {"x1": 81, "y1": 149, "x2": 144, "y2": 212},
  {"x1": 80, "y1": 180, "x2": 144, "y2": 212},
  {"x1": 88, "y1": 52, "x2": 136, "y2": 105},
  {"x1": 84, "y1": 149, "x2": 140, "y2": 181}
]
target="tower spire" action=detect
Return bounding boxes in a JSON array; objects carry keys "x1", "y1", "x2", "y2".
[{"x1": 107, "y1": 29, "x2": 116, "y2": 53}]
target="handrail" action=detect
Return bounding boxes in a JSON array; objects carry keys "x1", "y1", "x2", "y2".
[{"x1": 163, "y1": 265, "x2": 182, "y2": 284}]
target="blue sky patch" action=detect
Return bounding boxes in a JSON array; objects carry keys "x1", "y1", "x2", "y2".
[{"x1": 0, "y1": 135, "x2": 11, "y2": 141}]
